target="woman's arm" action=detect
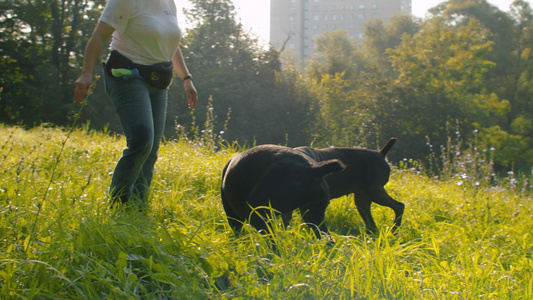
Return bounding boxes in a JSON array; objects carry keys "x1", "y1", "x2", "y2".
[
  {"x1": 172, "y1": 47, "x2": 198, "y2": 109},
  {"x1": 74, "y1": 21, "x2": 115, "y2": 103}
]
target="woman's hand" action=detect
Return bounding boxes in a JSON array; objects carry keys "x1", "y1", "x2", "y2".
[
  {"x1": 184, "y1": 80, "x2": 198, "y2": 109},
  {"x1": 74, "y1": 73, "x2": 94, "y2": 103}
]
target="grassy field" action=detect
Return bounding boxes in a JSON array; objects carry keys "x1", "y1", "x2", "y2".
[{"x1": 0, "y1": 124, "x2": 532, "y2": 299}]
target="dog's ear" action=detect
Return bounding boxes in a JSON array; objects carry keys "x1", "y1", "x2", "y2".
[{"x1": 310, "y1": 159, "x2": 345, "y2": 179}]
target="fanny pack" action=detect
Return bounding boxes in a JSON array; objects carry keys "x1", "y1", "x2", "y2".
[{"x1": 105, "y1": 50, "x2": 173, "y2": 89}]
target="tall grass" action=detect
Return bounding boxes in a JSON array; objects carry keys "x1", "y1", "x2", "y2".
[{"x1": 0, "y1": 124, "x2": 531, "y2": 299}]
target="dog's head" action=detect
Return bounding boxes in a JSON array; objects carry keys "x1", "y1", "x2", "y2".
[
  {"x1": 246, "y1": 158, "x2": 346, "y2": 212},
  {"x1": 309, "y1": 159, "x2": 345, "y2": 180}
]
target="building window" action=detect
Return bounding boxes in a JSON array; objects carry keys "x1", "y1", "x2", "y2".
[
  {"x1": 323, "y1": 6, "x2": 328, "y2": 12},
  {"x1": 289, "y1": 16, "x2": 296, "y2": 22},
  {"x1": 371, "y1": 13, "x2": 378, "y2": 19},
  {"x1": 359, "y1": 5, "x2": 365, "y2": 10},
  {"x1": 312, "y1": 24, "x2": 318, "y2": 30},
  {"x1": 323, "y1": 24, "x2": 328, "y2": 29},
  {"x1": 312, "y1": 6, "x2": 319, "y2": 12},
  {"x1": 358, "y1": 13, "x2": 365, "y2": 20},
  {"x1": 313, "y1": 15, "x2": 319, "y2": 21},
  {"x1": 288, "y1": 43, "x2": 295, "y2": 50},
  {"x1": 331, "y1": 5, "x2": 336, "y2": 11},
  {"x1": 372, "y1": 4, "x2": 379, "y2": 10}
]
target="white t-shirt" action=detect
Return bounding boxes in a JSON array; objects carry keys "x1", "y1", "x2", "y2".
[{"x1": 100, "y1": 0, "x2": 182, "y2": 65}]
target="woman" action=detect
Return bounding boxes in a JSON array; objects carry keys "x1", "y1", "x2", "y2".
[{"x1": 74, "y1": 0, "x2": 198, "y2": 206}]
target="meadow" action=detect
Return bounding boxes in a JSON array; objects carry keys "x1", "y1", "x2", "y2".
[{"x1": 0, "y1": 124, "x2": 532, "y2": 299}]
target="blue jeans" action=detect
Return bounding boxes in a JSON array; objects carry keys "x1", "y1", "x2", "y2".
[{"x1": 105, "y1": 74, "x2": 168, "y2": 205}]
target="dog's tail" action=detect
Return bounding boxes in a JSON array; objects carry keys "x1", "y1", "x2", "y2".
[{"x1": 380, "y1": 138, "x2": 397, "y2": 157}]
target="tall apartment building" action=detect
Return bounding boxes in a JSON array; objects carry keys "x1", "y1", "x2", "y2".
[{"x1": 270, "y1": 0, "x2": 412, "y2": 63}]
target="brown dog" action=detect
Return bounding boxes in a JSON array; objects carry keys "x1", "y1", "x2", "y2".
[
  {"x1": 221, "y1": 144, "x2": 345, "y2": 239},
  {"x1": 295, "y1": 138, "x2": 404, "y2": 234}
]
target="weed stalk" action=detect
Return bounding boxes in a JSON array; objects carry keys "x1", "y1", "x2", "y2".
[{"x1": 25, "y1": 76, "x2": 99, "y2": 255}]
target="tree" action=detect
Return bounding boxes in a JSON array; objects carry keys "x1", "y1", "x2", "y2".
[
  {"x1": 173, "y1": 0, "x2": 315, "y2": 146},
  {"x1": 306, "y1": 30, "x2": 359, "y2": 82},
  {"x1": 309, "y1": 72, "x2": 372, "y2": 147},
  {"x1": 426, "y1": 0, "x2": 533, "y2": 170},
  {"x1": 0, "y1": 0, "x2": 106, "y2": 126},
  {"x1": 476, "y1": 0, "x2": 533, "y2": 170},
  {"x1": 304, "y1": 16, "x2": 421, "y2": 150},
  {"x1": 385, "y1": 18, "x2": 509, "y2": 160},
  {"x1": 361, "y1": 14, "x2": 420, "y2": 77}
]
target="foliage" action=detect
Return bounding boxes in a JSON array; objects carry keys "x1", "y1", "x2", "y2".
[
  {"x1": 385, "y1": 18, "x2": 509, "y2": 157},
  {"x1": 361, "y1": 14, "x2": 421, "y2": 76},
  {"x1": 421, "y1": 0, "x2": 533, "y2": 171},
  {"x1": 172, "y1": 0, "x2": 315, "y2": 146},
  {"x1": 306, "y1": 30, "x2": 360, "y2": 82},
  {"x1": 0, "y1": 125, "x2": 532, "y2": 298},
  {"x1": 0, "y1": 0, "x2": 107, "y2": 126},
  {"x1": 303, "y1": 0, "x2": 533, "y2": 172},
  {"x1": 310, "y1": 72, "x2": 368, "y2": 146}
]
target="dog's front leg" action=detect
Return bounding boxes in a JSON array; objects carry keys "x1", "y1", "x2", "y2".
[
  {"x1": 353, "y1": 192, "x2": 378, "y2": 235},
  {"x1": 247, "y1": 207, "x2": 273, "y2": 234},
  {"x1": 281, "y1": 211, "x2": 293, "y2": 228},
  {"x1": 299, "y1": 203, "x2": 329, "y2": 240}
]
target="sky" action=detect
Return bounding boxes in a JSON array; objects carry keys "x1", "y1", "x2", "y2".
[{"x1": 176, "y1": 0, "x2": 530, "y2": 44}]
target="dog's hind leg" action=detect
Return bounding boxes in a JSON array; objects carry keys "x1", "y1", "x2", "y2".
[
  {"x1": 374, "y1": 187, "x2": 405, "y2": 231},
  {"x1": 221, "y1": 191, "x2": 244, "y2": 234}
]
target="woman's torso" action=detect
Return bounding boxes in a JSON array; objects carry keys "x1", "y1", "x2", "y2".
[{"x1": 100, "y1": 0, "x2": 181, "y2": 64}]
